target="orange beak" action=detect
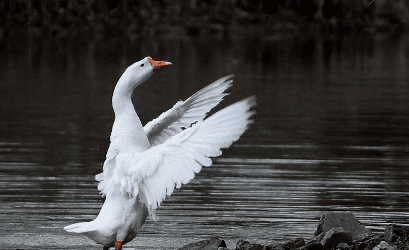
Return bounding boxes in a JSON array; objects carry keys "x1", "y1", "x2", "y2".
[{"x1": 148, "y1": 57, "x2": 172, "y2": 72}]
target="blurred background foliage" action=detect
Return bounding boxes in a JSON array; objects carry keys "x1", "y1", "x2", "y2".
[{"x1": 0, "y1": 0, "x2": 408, "y2": 38}]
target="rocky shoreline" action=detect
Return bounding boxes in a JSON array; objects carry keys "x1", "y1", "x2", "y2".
[{"x1": 176, "y1": 212, "x2": 409, "y2": 250}]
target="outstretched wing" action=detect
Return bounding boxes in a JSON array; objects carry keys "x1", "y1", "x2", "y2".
[
  {"x1": 143, "y1": 74, "x2": 234, "y2": 147},
  {"x1": 99, "y1": 96, "x2": 256, "y2": 219},
  {"x1": 96, "y1": 75, "x2": 234, "y2": 195}
]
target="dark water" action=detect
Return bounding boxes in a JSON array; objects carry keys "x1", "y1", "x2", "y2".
[{"x1": 1, "y1": 30, "x2": 409, "y2": 249}]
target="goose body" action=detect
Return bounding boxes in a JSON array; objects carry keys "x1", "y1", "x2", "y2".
[{"x1": 64, "y1": 57, "x2": 256, "y2": 249}]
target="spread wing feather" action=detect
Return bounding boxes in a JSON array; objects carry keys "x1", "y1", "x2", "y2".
[
  {"x1": 98, "y1": 96, "x2": 256, "y2": 220},
  {"x1": 96, "y1": 75, "x2": 235, "y2": 198},
  {"x1": 143, "y1": 74, "x2": 234, "y2": 147}
]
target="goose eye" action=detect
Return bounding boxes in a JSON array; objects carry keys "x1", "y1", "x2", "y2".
[{"x1": 140, "y1": 64, "x2": 144, "y2": 67}]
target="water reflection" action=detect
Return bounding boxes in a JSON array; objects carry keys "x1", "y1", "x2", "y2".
[{"x1": 0, "y1": 31, "x2": 409, "y2": 248}]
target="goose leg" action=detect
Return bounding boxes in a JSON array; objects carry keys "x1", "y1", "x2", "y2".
[
  {"x1": 115, "y1": 227, "x2": 128, "y2": 250},
  {"x1": 115, "y1": 240, "x2": 123, "y2": 250}
]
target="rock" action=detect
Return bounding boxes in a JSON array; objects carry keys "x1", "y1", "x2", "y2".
[
  {"x1": 314, "y1": 212, "x2": 371, "y2": 240},
  {"x1": 267, "y1": 238, "x2": 305, "y2": 250},
  {"x1": 372, "y1": 241, "x2": 395, "y2": 250},
  {"x1": 384, "y1": 224, "x2": 409, "y2": 242},
  {"x1": 311, "y1": 232, "x2": 326, "y2": 243},
  {"x1": 177, "y1": 237, "x2": 227, "y2": 250},
  {"x1": 268, "y1": 245, "x2": 285, "y2": 250},
  {"x1": 384, "y1": 224, "x2": 409, "y2": 249},
  {"x1": 344, "y1": 235, "x2": 382, "y2": 250},
  {"x1": 320, "y1": 227, "x2": 352, "y2": 248},
  {"x1": 235, "y1": 239, "x2": 267, "y2": 250},
  {"x1": 335, "y1": 242, "x2": 348, "y2": 249},
  {"x1": 282, "y1": 238, "x2": 305, "y2": 249},
  {"x1": 296, "y1": 242, "x2": 324, "y2": 250}
]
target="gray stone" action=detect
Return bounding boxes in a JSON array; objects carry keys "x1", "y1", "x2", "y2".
[
  {"x1": 335, "y1": 242, "x2": 349, "y2": 249},
  {"x1": 235, "y1": 239, "x2": 269, "y2": 250},
  {"x1": 268, "y1": 245, "x2": 285, "y2": 250},
  {"x1": 314, "y1": 212, "x2": 371, "y2": 240},
  {"x1": 372, "y1": 241, "x2": 395, "y2": 250},
  {"x1": 267, "y1": 238, "x2": 305, "y2": 250},
  {"x1": 311, "y1": 232, "x2": 325, "y2": 243},
  {"x1": 320, "y1": 227, "x2": 352, "y2": 248},
  {"x1": 296, "y1": 242, "x2": 324, "y2": 250},
  {"x1": 282, "y1": 238, "x2": 305, "y2": 250},
  {"x1": 345, "y1": 235, "x2": 382, "y2": 250},
  {"x1": 177, "y1": 237, "x2": 227, "y2": 250},
  {"x1": 384, "y1": 224, "x2": 409, "y2": 242},
  {"x1": 384, "y1": 224, "x2": 409, "y2": 249}
]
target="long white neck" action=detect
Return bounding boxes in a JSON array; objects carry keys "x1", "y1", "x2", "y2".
[{"x1": 110, "y1": 71, "x2": 150, "y2": 152}]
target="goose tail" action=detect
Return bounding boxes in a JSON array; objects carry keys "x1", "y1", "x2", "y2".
[{"x1": 64, "y1": 221, "x2": 97, "y2": 234}]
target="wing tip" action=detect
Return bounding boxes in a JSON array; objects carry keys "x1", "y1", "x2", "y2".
[
  {"x1": 237, "y1": 95, "x2": 257, "y2": 113},
  {"x1": 244, "y1": 95, "x2": 257, "y2": 105},
  {"x1": 224, "y1": 74, "x2": 235, "y2": 80}
]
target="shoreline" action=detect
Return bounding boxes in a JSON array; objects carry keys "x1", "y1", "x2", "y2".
[{"x1": 1, "y1": 212, "x2": 408, "y2": 249}]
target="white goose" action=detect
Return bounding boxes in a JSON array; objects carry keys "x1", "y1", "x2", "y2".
[{"x1": 64, "y1": 57, "x2": 256, "y2": 250}]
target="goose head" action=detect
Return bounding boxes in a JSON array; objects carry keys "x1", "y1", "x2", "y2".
[{"x1": 113, "y1": 57, "x2": 172, "y2": 100}]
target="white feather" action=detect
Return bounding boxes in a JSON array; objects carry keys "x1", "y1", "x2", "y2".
[
  {"x1": 143, "y1": 74, "x2": 234, "y2": 147},
  {"x1": 97, "y1": 95, "x2": 256, "y2": 217}
]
